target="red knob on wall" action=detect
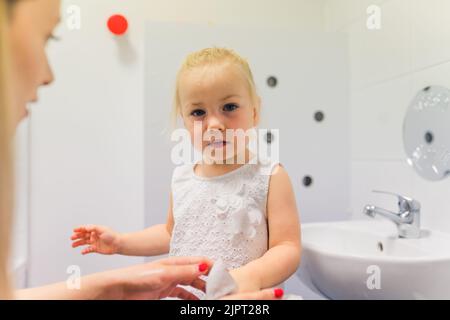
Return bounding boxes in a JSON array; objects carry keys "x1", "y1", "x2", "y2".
[{"x1": 107, "y1": 14, "x2": 128, "y2": 36}]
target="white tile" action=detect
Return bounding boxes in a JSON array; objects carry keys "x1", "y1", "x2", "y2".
[
  {"x1": 411, "y1": 0, "x2": 450, "y2": 71},
  {"x1": 410, "y1": 167, "x2": 450, "y2": 233},
  {"x1": 411, "y1": 60, "x2": 450, "y2": 92},
  {"x1": 347, "y1": 0, "x2": 411, "y2": 89},
  {"x1": 351, "y1": 75, "x2": 411, "y2": 160}
]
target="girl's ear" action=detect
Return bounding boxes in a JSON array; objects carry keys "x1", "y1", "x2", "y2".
[{"x1": 253, "y1": 96, "x2": 261, "y2": 126}]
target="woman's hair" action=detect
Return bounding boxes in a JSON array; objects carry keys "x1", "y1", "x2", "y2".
[
  {"x1": 0, "y1": 0, "x2": 15, "y2": 299},
  {"x1": 171, "y1": 47, "x2": 259, "y2": 127}
]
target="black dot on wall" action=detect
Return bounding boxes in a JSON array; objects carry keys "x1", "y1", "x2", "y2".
[
  {"x1": 423, "y1": 86, "x2": 431, "y2": 92},
  {"x1": 425, "y1": 131, "x2": 434, "y2": 144},
  {"x1": 267, "y1": 76, "x2": 278, "y2": 88},
  {"x1": 314, "y1": 111, "x2": 325, "y2": 122},
  {"x1": 302, "y1": 176, "x2": 313, "y2": 187}
]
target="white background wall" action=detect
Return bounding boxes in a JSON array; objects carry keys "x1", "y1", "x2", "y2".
[
  {"x1": 323, "y1": 0, "x2": 450, "y2": 233},
  {"x1": 23, "y1": 0, "x2": 335, "y2": 293}
]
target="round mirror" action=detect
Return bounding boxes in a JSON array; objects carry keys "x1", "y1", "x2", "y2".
[{"x1": 403, "y1": 86, "x2": 450, "y2": 181}]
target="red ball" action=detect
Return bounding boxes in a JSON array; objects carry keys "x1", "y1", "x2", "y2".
[{"x1": 107, "y1": 14, "x2": 128, "y2": 36}]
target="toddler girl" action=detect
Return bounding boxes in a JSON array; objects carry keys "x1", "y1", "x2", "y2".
[{"x1": 71, "y1": 47, "x2": 301, "y2": 299}]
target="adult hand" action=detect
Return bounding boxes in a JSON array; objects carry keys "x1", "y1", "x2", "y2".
[
  {"x1": 16, "y1": 256, "x2": 212, "y2": 300},
  {"x1": 221, "y1": 288, "x2": 284, "y2": 300},
  {"x1": 99, "y1": 256, "x2": 212, "y2": 300}
]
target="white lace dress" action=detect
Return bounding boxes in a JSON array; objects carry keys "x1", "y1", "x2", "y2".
[{"x1": 168, "y1": 158, "x2": 279, "y2": 298}]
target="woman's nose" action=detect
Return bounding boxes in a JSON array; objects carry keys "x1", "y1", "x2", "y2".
[{"x1": 42, "y1": 59, "x2": 54, "y2": 86}]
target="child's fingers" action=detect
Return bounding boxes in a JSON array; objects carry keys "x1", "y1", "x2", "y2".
[
  {"x1": 74, "y1": 225, "x2": 100, "y2": 234},
  {"x1": 72, "y1": 239, "x2": 87, "y2": 248},
  {"x1": 85, "y1": 225, "x2": 103, "y2": 234},
  {"x1": 70, "y1": 232, "x2": 87, "y2": 241},
  {"x1": 81, "y1": 246, "x2": 97, "y2": 255},
  {"x1": 70, "y1": 234, "x2": 80, "y2": 241},
  {"x1": 90, "y1": 231, "x2": 97, "y2": 243}
]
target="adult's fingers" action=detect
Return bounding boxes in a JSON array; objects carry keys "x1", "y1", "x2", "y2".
[
  {"x1": 159, "y1": 256, "x2": 212, "y2": 267},
  {"x1": 221, "y1": 288, "x2": 283, "y2": 300},
  {"x1": 187, "y1": 277, "x2": 207, "y2": 293},
  {"x1": 161, "y1": 264, "x2": 209, "y2": 287},
  {"x1": 167, "y1": 286, "x2": 200, "y2": 300}
]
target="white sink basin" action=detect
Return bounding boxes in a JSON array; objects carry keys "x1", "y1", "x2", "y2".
[{"x1": 300, "y1": 220, "x2": 450, "y2": 299}]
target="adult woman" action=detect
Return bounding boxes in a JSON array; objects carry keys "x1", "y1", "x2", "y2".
[{"x1": 0, "y1": 0, "x2": 281, "y2": 300}]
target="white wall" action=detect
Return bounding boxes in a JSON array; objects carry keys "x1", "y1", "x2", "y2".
[
  {"x1": 324, "y1": 0, "x2": 450, "y2": 233},
  {"x1": 25, "y1": 0, "x2": 330, "y2": 289}
]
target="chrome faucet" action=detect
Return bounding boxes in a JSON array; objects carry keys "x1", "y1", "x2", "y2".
[{"x1": 363, "y1": 190, "x2": 421, "y2": 239}]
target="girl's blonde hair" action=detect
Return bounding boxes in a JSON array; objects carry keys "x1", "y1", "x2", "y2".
[
  {"x1": 0, "y1": 0, "x2": 15, "y2": 299},
  {"x1": 171, "y1": 47, "x2": 259, "y2": 127}
]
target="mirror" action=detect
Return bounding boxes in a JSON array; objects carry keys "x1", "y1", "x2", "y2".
[{"x1": 403, "y1": 86, "x2": 450, "y2": 181}]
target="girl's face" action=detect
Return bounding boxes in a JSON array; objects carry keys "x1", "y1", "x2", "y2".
[
  {"x1": 179, "y1": 62, "x2": 260, "y2": 163},
  {"x1": 8, "y1": 0, "x2": 60, "y2": 126}
]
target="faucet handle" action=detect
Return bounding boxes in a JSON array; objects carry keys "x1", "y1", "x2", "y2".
[{"x1": 372, "y1": 190, "x2": 421, "y2": 212}]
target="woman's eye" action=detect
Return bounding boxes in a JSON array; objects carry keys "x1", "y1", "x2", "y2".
[
  {"x1": 47, "y1": 33, "x2": 61, "y2": 41},
  {"x1": 223, "y1": 103, "x2": 239, "y2": 112},
  {"x1": 191, "y1": 109, "x2": 205, "y2": 117}
]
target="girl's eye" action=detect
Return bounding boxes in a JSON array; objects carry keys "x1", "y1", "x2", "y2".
[
  {"x1": 223, "y1": 103, "x2": 239, "y2": 112},
  {"x1": 191, "y1": 109, "x2": 205, "y2": 117}
]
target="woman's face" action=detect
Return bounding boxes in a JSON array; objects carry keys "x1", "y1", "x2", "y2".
[{"x1": 8, "y1": 0, "x2": 60, "y2": 125}]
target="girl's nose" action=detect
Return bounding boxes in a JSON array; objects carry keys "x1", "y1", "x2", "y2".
[{"x1": 205, "y1": 115, "x2": 225, "y2": 132}]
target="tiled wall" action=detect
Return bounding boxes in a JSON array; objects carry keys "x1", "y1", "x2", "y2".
[{"x1": 324, "y1": 0, "x2": 450, "y2": 233}]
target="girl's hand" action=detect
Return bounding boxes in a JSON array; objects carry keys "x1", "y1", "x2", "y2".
[
  {"x1": 71, "y1": 225, "x2": 122, "y2": 255},
  {"x1": 229, "y1": 268, "x2": 262, "y2": 293},
  {"x1": 101, "y1": 257, "x2": 212, "y2": 300}
]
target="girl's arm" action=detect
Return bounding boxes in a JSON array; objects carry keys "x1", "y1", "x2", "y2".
[
  {"x1": 71, "y1": 194, "x2": 175, "y2": 257},
  {"x1": 117, "y1": 193, "x2": 175, "y2": 256},
  {"x1": 230, "y1": 165, "x2": 301, "y2": 292}
]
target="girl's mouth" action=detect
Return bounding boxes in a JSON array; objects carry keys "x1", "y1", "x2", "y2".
[{"x1": 207, "y1": 140, "x2": 229, "y2": 149}]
